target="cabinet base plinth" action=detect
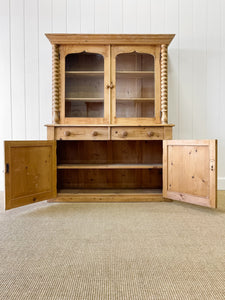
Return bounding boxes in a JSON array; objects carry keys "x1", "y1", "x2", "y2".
[{"x1": 48, "y1": 191, "x2": 171, "y2": 203}]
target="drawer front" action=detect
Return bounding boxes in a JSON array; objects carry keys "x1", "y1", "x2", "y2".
[
  {"x1": 111, "y1": 127, "x2": 164, "y2": 140},
  {"x1": 55, "y1": 127, "x2": 109, "y2": 140}
]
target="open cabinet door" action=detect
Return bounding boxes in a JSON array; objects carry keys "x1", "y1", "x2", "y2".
[
  {"x1": 163, "y1": 140, "x2": 217, "y2": 208},
  {"x1": 5, "y1": 141, "x2": 56, "y2": 210}
]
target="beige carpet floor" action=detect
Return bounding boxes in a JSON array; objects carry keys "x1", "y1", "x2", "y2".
[{"x1": 0, "y1": 201, "x2": 225, "y2": 300}]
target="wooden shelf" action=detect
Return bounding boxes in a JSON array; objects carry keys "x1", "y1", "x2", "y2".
[
  {"x1": 117, "y1": 98, "x2": 155, "y2": 101},
  {"x1": 65, "y1": 98, "x2": 104, "y2": 102},
  {"x1": 116, "y1": 71, "x2": 154, "y2": 78},
  {"x1": 57, "y1": 163, "x2": 162, "y2": 169},
  {"x1": 65, "y1": 71, "x2": 104, "y2": 77},
  {"x1": 57, "y1": 188, "x2": 162, "y2": 195}
]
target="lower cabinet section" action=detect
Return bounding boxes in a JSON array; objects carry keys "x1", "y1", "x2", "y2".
[
  {"x1": 55, "y1": 140, "x2": 164, "y2": 201},
  {"x1": 4, "y1": 139, "x2": 217, "y2": 209}
]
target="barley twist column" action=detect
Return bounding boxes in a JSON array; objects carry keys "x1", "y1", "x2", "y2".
[
  {"x1": 52, "y1": 44, "x2": 60, "y2": 123},
  {"x1": 160, "y1": 44, "x2": 168, "y2": 124}
]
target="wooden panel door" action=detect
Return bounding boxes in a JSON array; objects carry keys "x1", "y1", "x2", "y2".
[
  {"x1": 5, "y1": 141, "x2": 56, "y2": 210},
  {"x1": 163, "y1": 140, "x2": 217, "y2": 208}
]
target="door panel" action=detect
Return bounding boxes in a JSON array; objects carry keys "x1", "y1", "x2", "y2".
[
  {"x1": 163, "y1": 140, "x2": 217, "y2": 208},
  {"x1": 5, "y1": 141, "x2": 56, "y2": 210}
]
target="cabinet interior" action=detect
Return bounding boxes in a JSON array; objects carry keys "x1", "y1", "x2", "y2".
[
  {"x1": 57, "y1": 140, "x2": 162, "y2": 193},
  {"x1": 65, "y1": 52, "x2": 104, "y2": 118},
  {"x1": 116, "y1": 52, "x2": 155, "y2": 118}
]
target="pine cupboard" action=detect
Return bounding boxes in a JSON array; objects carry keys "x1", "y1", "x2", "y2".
[{"x1": 4, "y1": 34, "x2": 217, "y2": 210}]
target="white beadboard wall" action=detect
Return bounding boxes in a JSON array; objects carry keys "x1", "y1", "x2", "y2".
[{"x1": 0, "y1": 0, "x2": 225, "y2": 191}]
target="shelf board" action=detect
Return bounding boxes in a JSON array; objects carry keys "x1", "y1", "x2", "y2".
[
  {"x1": 57, "y1": 188, "x2": 162, "y2": 195},
  {"x1": 117, "y1": 98, "x2": 155, "y2": 102},
  {"x1": 116, "y1": 71, "x2": 154, "y2": 78},
  {"x1": 65, "y1": 98, "x2": 104, "y2": 102},
  {"x1": 65, "y1": 71, "x2": 104, "y2": 77},
  {"x1": 57, "y1": 163, "x2": 162, "y2": 169}
]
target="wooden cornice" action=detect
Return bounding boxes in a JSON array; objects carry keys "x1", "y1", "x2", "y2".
[{"x1": 46, "y1": 34, "x2": 175, "y2": 45}]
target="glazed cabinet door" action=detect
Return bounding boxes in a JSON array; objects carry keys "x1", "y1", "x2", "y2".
[
  {"x1": 111, "y1": 45, "x2": 161, "y2": 125},
  {"x1": 5, "y1": 141, "x2": 56, "y2": 210},
  {"x1": 59, "y1": 45, "x2": 110, "y2": 124},
  {"x1": 163, "y1": 140, "x2": 217, "y2": 208}
]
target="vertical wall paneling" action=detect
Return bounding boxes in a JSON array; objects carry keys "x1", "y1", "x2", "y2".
[
  {"x1": 52, "y1": 0, "x2": 67, "y2": 33},
  {"x1": 192, "y1": 0, "x2": 207, "y2": 139},
  {"x1": 206, "y1": 0, "x2": 221, "y2": 138},
  {"x1": 109, "y1": 0, "x2": 123, "y2": 33},
  {"x1": 0, "y1": 1, "x2": 11, "y2": 140},
  {"x1": 137, "y1": 0, "x2": 151, "y2": 33},
  {"x1": 219, "y1": 0, "x2": 225, "y2": 188},
  {"x1": 25, "y1": 0, "x2": 39, "y2": 140},
  {"x1": 151, "y1": 0, "x2": 165, "y2": 33},
  {"x1": 206, "y1": 0, "x2": 223, "y2": 187},
  {"x1": 0, "y1": 0, "x2": 11, "y2": 190},
  {"x1": 178, "y1": 0, "x2": 193, "y2": 138},
  {"x1": 81, "y1": 0, "x2": 95, "y2": 33},
  {"x1": 67, "y1": 0, "x2": 81, "y2": 33},
  {"x1": 123, "y1": 0, "x2": 137, "y2": 33},
  {"x1": 10, "y1": 0, "x2": 26, "y2": 140},
  {"x1": 95, "y1": 0, "x2": 109, "y2": 33},
  {"x1": 0, "y1": 0, "x2": 225, "y2": 191},
  {"x1": 39, "y1": 0, "x2": 52, "y2": 139},
  {"x1": 165, "y1": 0, "x2": 179, "y2": 138}
]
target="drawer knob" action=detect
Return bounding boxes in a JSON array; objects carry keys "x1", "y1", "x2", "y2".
[
  {"x1": 147, "y1": 131, "x2": 154, "y2": 137},
  {"x1": 122, "y1": 131, "x2": 128, "y2": 137},
  {"x1": 64, "y1": 131, "x2": 71, "y2": 136},
  {"x1": 92, "y1": 131, "x2": 98, "y2": 136}
]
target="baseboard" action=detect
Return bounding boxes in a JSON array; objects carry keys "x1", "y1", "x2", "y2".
[{"x1": 218, "y1": 178, "x2": 225, "y2": 190}]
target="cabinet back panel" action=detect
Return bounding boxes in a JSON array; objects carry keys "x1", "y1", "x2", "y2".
[
  {"x1": 116, "y1": 101, "x2": 154, "y2": 118},
  {"x1": 65, "y1": 101, "x2": 104, "y2": 118},
  {"x1": 116, "y1": 78, "x2": 154, "y2": 98},
  {"x1": 65, "y1": 77, "x2": 104, "y2": 98},
  {"x1": 57, "y1": 141, "x2": 162, "y2": 164},
  {"x1": 116, "y1": 53, "x2": 154, "y2": 71},
  {"x1": 57, "y1": 169, "x2": 162, "y2": 189}
]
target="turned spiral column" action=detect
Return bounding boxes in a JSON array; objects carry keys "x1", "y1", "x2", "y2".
[
  {"x1": 52, "y1": 44, "x2": 60, "y2": 123},
  {"x1": 160, "y1": 44, "x2": 168, "y2": 124}
]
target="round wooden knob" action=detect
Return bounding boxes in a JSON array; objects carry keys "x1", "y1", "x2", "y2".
[
  {"x1": 122, "y1": 131, "x2": 128, "y2": 137},
  {"x1": 147, "y1": 131, "x2": 154, "y2": 137},
  {"x1": 64, "y1": 131, "x2": 71, "y2": 136},
  {"x1": 92, "y1": 131, "x2": 98, "y2": 136}
]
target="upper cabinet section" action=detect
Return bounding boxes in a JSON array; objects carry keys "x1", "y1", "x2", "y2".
[{"x1": 46, "y1": 34, "x2": 175, "y2": 125}]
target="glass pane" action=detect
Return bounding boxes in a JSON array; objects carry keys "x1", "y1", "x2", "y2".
[
  {"x1": 65, "y1": 52, "x2": 104, "y2": 118},
  {"x1": 116, "y1": 52, "x2": 155, "y2": 118},
  {"x1": 66, "y1": 52, "x2": 104, "y2": 71}
]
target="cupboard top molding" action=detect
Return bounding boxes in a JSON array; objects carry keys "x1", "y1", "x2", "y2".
[{"x1": 45, "y1": 34, "x2": 175, "y2": 45}]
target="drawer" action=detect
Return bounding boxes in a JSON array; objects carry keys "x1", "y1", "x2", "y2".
[
  {"x1": 55, "y1": 127, "x2": 109, "y2": 140},
  {"x1": 111, "y1": 127, "x2": 164, "y2": 140}
]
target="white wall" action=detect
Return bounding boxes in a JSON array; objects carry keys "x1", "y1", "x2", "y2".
[{"x1": 0, "y1": 0, "x2": 225, "y2": 191}]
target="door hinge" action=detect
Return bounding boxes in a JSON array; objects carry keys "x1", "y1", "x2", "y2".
[{"x1": 5, "y1": 163, "x2": 9, "y2": 174}]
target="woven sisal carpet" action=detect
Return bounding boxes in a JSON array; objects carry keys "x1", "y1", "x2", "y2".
[{"x1": 0, "y1": 201, "x2": 225, "y2": 299}]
